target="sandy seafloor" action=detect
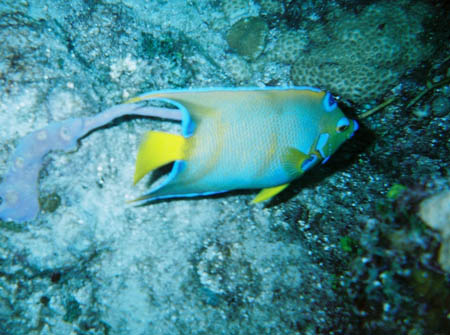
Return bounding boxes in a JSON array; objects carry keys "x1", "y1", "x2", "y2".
[{"x1": 0, "y1": 1, "x2": 449, "y2": 334}]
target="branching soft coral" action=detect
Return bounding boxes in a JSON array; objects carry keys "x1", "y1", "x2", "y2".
[{"x1": 0, "y1": 103, "x2": 181, "y2": 222}]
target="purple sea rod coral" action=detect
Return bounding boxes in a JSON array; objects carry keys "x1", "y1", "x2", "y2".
[{"x1": 0, "y1": 103, "x2": 181, "y2": 222}]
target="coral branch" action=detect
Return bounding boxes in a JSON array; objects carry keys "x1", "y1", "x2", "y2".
[{"x1": 0, "y1": 103, "x2": 181, "y2": 222}]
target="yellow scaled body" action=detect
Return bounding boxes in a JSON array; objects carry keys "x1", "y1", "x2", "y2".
[{"x1": 128, "y1": 87, "x2": 358, "y2": 203}]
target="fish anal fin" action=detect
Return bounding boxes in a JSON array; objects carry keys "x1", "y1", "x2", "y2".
[
  {"x1": 134, "y1": 131, "x2": 186, "y2": 185},
  {"x1": 126, "y1": 193, "x2": 151, "y2": 205},
  {"x1": 251, "y1": 183, "x2": 290, "y2": 203}
]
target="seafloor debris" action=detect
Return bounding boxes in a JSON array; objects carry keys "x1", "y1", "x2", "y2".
[{"x1": 419, "y1": 189, "x2": 450, "y2": 273}]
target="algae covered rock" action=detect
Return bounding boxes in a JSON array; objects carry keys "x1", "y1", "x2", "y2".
[
  {"x1": 221, "y1": 0, "x2": 259, "y2": 23},
  {"x1": 259, "y1": 0, "x2": 285, "y2": 16},
  {"x1": 221, "y1": 54, "x2": 252, "y2": 83},
  {"x1": 269, "y1": 28, "x2": 309, "y2": 64},
  {"x1": 222, "y1": 0, "x2": 250, "y2": 22},
  {"x1": 226, "y1": 16, "x2": 268, "y2": 60},
  {"x1": 291, "y1": 1, "x2": 435, "y2": 104}
]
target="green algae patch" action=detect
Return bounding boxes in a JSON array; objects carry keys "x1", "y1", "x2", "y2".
[
  {"x1": 386, "y1": 183, "x2": 407, "y2": 199},
  {"x1": 226, "y1": 16, "x2": 268, "y2": 60},
  {"x1": 141, "y1": 32, "x2": 179, "y2": 60},
  {"x1": 0, "y1": 218, "x2": 27, "y2": 232},
  {"x1": 39, "y1": 192, "x2": 61, "y2": 214},
  {"x1": 340, "y1": 236, "x2": 359, "y2": 254},
  {"x1": 63, "y1": 298, "x2": 81, "y2": 323}
]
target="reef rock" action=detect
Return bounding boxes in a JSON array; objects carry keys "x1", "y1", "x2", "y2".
[
  {"x1": 226, "y1": 16, "x2": 268, "y2": 60},
  {"x1": 419, "y1": 189, "x2": 450, "y2": 272},
  {"x1": 291, "y1": 1, "x2": 435, "y2": 104}
]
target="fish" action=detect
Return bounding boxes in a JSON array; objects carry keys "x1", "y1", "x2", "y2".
[
  {"x1": 0, "y1": 86, "x2": 358, "y2": 222},
  {"x1": 127, "y1": 87, "x2": 358, "y2": 204}
]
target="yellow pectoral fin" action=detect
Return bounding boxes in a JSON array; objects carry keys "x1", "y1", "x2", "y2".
[
  {"x1": 134, "y1": 131, "x2": 186, "y2": 185},
  {"x1": 282, "y1": 147, "x2": 308, "y2": 177},
  {"x1": 251, "y1": 183, "x2": 290, "y2": 203}
]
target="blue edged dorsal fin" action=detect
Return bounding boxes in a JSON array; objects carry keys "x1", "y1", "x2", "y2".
[{"x1": 126, "y1": 90, "x2": 218, "y2": 119}]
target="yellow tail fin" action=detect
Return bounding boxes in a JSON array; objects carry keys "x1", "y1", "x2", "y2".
[{"x1": 134, "y1": 131, "x2": 186, "y2": 185}]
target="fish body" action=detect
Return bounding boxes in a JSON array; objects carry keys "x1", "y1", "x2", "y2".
[{"x1": 128, "y1": 87, "x2": 358, "y2": 203}]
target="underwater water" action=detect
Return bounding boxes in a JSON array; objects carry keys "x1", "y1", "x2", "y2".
[{"x1": 0, "y1": 0, "x2": 449, "y2": 334}]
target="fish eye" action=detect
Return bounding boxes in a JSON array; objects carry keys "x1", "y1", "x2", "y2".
[{"x1": 336, "y1": 117, "x2": 350, "y2": 132}]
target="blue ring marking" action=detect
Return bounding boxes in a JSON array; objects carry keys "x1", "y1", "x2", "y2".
[
  {"x1": 316, "y1": 133, "x2": 330, "y2": 158},
  {"x1": 301, "y1": 154, "x2": 318, "y2": 172},
  {"x1": 322, "y1": 92, "x2": 338, "y2": 112},
  {"x1": 350, "y1": 120, "x2": 359, "y2": 138}
]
